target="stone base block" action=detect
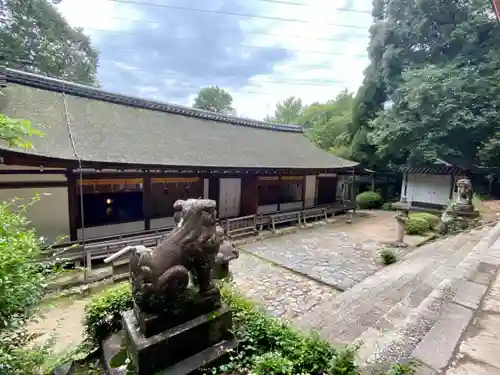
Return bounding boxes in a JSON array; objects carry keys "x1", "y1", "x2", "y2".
[
  {"x1": 155, "y1": 338, "x2": 237, "y2": 375},
  {"x1": 123, "y1": 305, "x2": 233, "y2": 375},
  {"x1": 133, "y1": 291, "x2": 222, "y2": 338}
]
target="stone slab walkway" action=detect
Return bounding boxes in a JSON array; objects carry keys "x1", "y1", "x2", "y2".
[
  {"x1": 240, "y1": 213, "x2": 420, "y2": 291},
  {"x1": 446, "y1": 267, "x2": 500, "y2": 374},
  {"x1": 231, "y1": 252, "x2": 339, "y2": 320}
]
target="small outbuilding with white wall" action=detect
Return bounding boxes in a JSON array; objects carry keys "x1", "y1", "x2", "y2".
[{"x1": 399, "y1": 159, "x2": 488, "y2": 212}]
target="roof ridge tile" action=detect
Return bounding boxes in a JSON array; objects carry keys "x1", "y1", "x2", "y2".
[{"x1": 4, "y1": 67, "x2": 303, "y2": 133}]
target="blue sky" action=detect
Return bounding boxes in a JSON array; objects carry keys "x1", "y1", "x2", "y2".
[{"x1": 57, "y1": 0, "x2": 372, "y2": 119}]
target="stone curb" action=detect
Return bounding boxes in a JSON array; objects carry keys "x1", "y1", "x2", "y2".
[{"x1": 408, "y1": 222, "x2": 500, "y2": 373}]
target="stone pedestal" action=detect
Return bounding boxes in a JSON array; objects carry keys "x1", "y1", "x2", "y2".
[
  {"x1": 123, "y1": 304, "x2": 235, "y2": 375},
  {"x1": 395, "y1": 216, "x2": 405, "y2": 242},
  {"x1": 393, "y1": 200, "x2": 410, "y2": 244},
  {"x1": 213, "y1": 262, "x2": 230, "y2": 280},
  {"x1": 453, "y1": 206, "x2": 480, "y2": 218}
]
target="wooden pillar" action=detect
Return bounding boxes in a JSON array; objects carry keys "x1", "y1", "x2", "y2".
[
  {"x1": 66, "y1": 170, "x2": 77, "y2": 241},
  {"x1": 403, "y1": 172, "x2": 409, "y2": 198},
  {"x1": 143, "y1": 175, "x2": 152, "y2": 230},
  {"x1": 209, "y1": 177, "x2": 220, "y2": 211},
  {"x1": 449, "y1": 171, "x2": 455, "y2": 200},
  {"x1": 314, "y1": 175, "x2": 319, "y2": 206},
  {"x1": 351, "y1": 169, "x2": 357, "y2": 212},
  {"x1": 301, "y1": 175, "x2": 306, "y2": 207},
  {"x1": 277, "y1": 175, "x2": 282, "y2": 211}
]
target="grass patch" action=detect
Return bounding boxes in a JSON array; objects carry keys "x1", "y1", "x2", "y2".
[{"x1": 380, "y1": 249, "x2": 397, "y2": 265}]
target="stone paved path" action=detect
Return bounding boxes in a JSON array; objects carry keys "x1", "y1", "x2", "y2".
[
  {"x1": 231, "y1": 252, "x2": 339, "y2": 320},
  {"x1": 240, "y1": 213, "x2": 419, "y2": 291}
]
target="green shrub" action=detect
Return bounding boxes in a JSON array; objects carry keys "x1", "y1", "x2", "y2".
[
  {"x1": 83, "y1": 283, "x2": 133, "y2": 343},
  {"x1": 0, "y1": 196, "x2": 47, "y2": 328},
  {"x1": 0, "y1": 196, "x2": 67, "y2": 375},
  {"x1": 387, "y1": 362, "x2": 418, "y2": 374},
  {"x1": 409, "y1": 212, "x2": 440, "y2": 230},
  {"x1": 253, "y1": 352, "x2": 294, "y2": 375},
  {"x1": 216, "y1": 282, "x2": 342, "y2": 375},
  {"x1": 380, "y1": 249, "x2": 397, "y2": 265},
  {"x1": 0, "y1": 326, "x2": 51, "y2": 375},
  {"x1": 327, "y1": 344, "x2": 359, "y2": 375},
  {"x1": 356, "y1": 191, "x2": 382, "y2": 209},
  {"x1": 405, "y1": 216, "x2": 429, "y2": 235},
  {"x1": 382, "y1": 202, "x2": 394, "y2": 211}
]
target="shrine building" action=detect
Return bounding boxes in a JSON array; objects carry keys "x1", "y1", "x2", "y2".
[{"x1": 0, "y1": 67, "x2": 360, "y2": 244}]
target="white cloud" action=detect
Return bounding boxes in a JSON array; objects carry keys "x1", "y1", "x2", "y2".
[
  {"x1": 57, "y1": 0, "x2": 372, "y2": 122},
  {"x1": 232, "y1": 0, "x2": 372, "y2": 120},
  {"x1": 56, "y1": 0, "x2": 144, "y2": 42}
]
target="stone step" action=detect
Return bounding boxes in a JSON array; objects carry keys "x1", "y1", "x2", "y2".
[
  {"x1": 322, "y1": 235, "x2": 479, "y2": 345},
  {"x1": 358, "y1": 224, "x2": 500, "y2": 371},
  {"x1": 354, "y1": 232, "x2": 487, "y2": 363},
  {"x1": 294, "y1": 229, "x2": 486, "y2": 339},
  {"x1": 294, "y1": 224, "x2": 500, "y2": 373}
]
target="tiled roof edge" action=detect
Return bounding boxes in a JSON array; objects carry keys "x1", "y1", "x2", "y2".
[{"x1": 4, "y1": 67, "x2": 304, "y2": 133}]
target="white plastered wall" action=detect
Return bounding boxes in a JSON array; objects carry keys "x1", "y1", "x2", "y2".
[
  {"x1": 405, "y1": 173, "x2": 452, "y2": 205},
  {"x1": 0, "y1": 165, "x2": 70, "y2": 244}
]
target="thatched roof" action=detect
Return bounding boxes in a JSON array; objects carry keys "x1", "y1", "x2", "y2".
[{"x1": 0, "y1": 68, "x2": 358, "y2": 171}]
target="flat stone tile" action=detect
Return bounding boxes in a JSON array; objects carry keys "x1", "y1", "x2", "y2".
[
  {"x1": 468, "y1": 262, "x2": 497, "y2": 286},
  {"x1": 453, "y1": 280, "x2": 488, "y2": 310},
  {"x1": 241, "y1": 224, "x2": 385, "y2": 290},
  {"x1": 412, "y1": 303, "x2": 474, "y2": 371},
  {"x1": 230, "y1": 252, "x2": 339, "y2": 322},
  {"x1": 459, "y1": 313, "x2": 500, "y2": 369},
  {"x1": 446, "y1": 361, "x2": 500, "y2": 375}
]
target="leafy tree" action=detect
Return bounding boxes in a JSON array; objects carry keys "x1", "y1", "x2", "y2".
[
  {"x1": 352, "y1": 0, "x2": 500, "y2": 167},
  {"x1": 370, "y1": 61, "x2": 500, "y2": 166},
  {"x1": 478, "y1": 132, "x2": 500, "y2": 166},
  {"x1": 301, "y1": 91, "x2": 354, "y2": 152},
  {"x1": 0, "y1": 0, "x2": 99, "y2": 85},
  {"x1": 0, "y1": 114, "x2": 44, "y2": 150},
  {"x1": 193, "y1": 86, "x2": 235, "y2": 114},
  {"x1": 265, "y1": 96, "x2": 303, "y2": 124}
]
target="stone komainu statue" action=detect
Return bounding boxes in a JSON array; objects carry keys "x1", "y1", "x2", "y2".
[
  {"x1": 456, "y1": 178, "x2": 473, "y2": 206},
  {"x1": 130, "y1": 199, "x2": 223, "y2": 313}
]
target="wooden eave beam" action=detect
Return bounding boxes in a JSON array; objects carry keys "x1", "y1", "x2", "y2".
[{"x1": 1, "y1": 149, "x2": 357, "y2": 176}]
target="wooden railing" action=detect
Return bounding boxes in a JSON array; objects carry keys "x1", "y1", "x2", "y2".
[
  {"x1": 44, "y1": 201, "x2": 354, "y2": 268},
  {"x1": 269, "y1": 211, "x2": 302, "y2": 233},
  {"x1": 222, "y1": 215, "x2": 259, "y2": 239},
  {"x1": 302, "y1": 207, "x2": 328, "y2": 224}
]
